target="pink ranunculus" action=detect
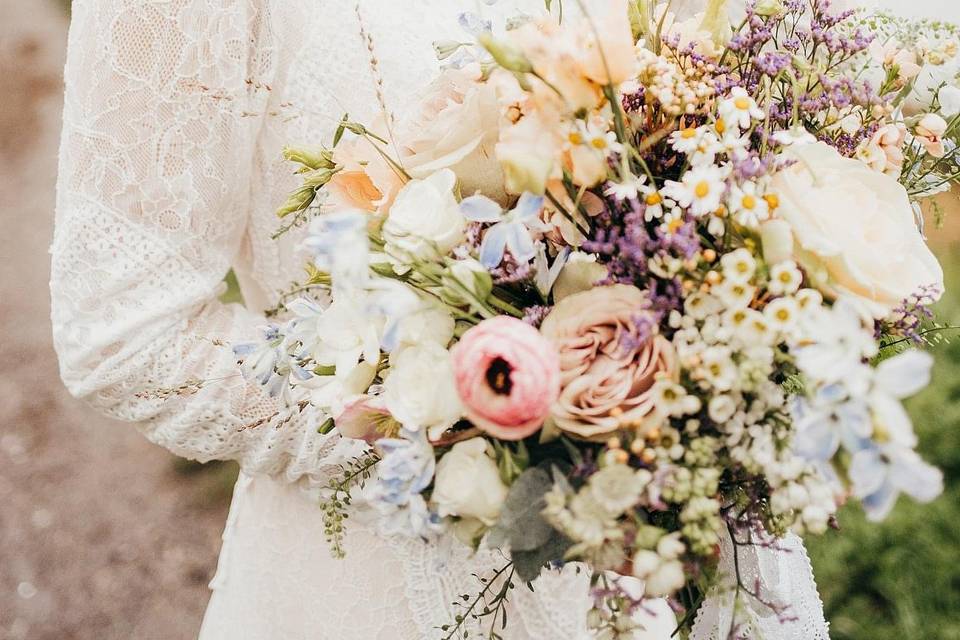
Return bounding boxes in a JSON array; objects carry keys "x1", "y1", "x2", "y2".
[{"x1": 452, "y1": 316, "x2": 561, "y2": 440}]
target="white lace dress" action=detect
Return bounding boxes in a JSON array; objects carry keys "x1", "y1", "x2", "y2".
[{"x1": 51, "y1": 1, "x2": 829, "y2": 638}]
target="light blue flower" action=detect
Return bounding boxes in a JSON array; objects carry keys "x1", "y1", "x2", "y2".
[
  {"x1": 849, "y1": 445, "x2": 943, "y2": 522},
  {"x1": 460, "y1": 192, "x2": 549, "y2": 268},
  {"x1": 791, "y1": 384, "x2": 872, "y2": 463},
  {"x1": 367, "y1": 429, "x2": 442, "y2": 538},
  {"x1": 302, "y1": 210, "x2": 369, "y2": 291},
  {"x1": 232, "y1": 325, "x2": 311, "y2": 400}
]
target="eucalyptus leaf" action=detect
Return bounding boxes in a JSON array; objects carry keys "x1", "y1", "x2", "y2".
[
  {"x1": 511, "y1": 530, "x2": 572, "y2": 583},
  {"x1": 489, "y1": 467, "x2": 556, "y2": 551}
]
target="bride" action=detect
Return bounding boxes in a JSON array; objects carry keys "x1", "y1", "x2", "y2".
[{"x1": 50, "y1": 0, "x2": 917, "y2": 637}]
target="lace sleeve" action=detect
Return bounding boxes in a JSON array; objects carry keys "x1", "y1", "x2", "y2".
[{"x1": 50, "y1": 0, "x2": 358, "y2": 482}]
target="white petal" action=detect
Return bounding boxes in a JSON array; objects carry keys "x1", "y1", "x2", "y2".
[{"x1": 874, "y1": 349, "x2": 933, "y2": 398}]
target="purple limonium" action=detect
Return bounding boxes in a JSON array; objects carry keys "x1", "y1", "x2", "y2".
[{"x1": 460, "y1": 192, "x2": 550, "y2": 268}]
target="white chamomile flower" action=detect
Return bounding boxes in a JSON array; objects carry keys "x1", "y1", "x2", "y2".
[
  {"x1": 604, "y1": 173, "x2": 647, "y2": 201},
  {"x1": 795, "y1": 288, "x2": 824, "y2": 312},
  {"x1": 720, "y1": 248, "x2": 757, "y2": 283},
  {"x1": 714, "y1": 279, "x2": 756, "y2": 309},
  {"x1": 569, "y1": 118, "x2": 623, "y2": 155},
  {"x1": 764, "y1": 297, "x2": 799, "y2": 332},
  {"x1": 772, "y1": 127, "x2": 817, "y2": 146},
  {"x1": 719, "y1": 87, "x2": 766, "y2": 130},
  {"x1": 768, "y1": 261, "x2": 803, "y2": 295},
  {"x1": 684, "y1": 292, "x2": 723, "y2": 320},
  {"x1": 700, "y1": 347, "x2": 737, "y2": 391},
  {"x1": 736, "y1": 308, "x2": 773, "y2": 344},
  {"x1": 664, "y1": 165, "x2": 727, "y2": 217},
  {"x1": 727, "y1": 182, "x2": 770, "y2": 227},
  {"x1": 669, "y1": 126, "x2": 707, "y2": 154},
  {"x1": 640, "y1": 185, "x2": 676, "y2": 221},
  {"x1": 654, "y1": 380, "x2": 702, "y2": 417},
  {"x1": 708, "y1": 395, "x2": 738, "y2": 423},
  {"x1": 669, "y1": 127, "x2": 722, "y2": 165}
]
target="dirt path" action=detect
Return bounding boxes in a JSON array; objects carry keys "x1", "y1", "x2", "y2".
[{"x1": 0, "y1": 2, "x2": 232, "y2": 638}]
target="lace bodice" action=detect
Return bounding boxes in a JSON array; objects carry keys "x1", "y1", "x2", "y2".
[{"x1": 51, "y1": 1, "x2": 828, "y2": 638}]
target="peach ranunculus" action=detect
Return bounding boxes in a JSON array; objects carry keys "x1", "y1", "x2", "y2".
[
  {"x1": 770, "y1": 141, "x2": 944, "y2": 318},
  {"x1": 914, "y1": 113, "x2": 948, "y2": 158},
  {"x1": 540, "y1": 285, "x2": 678, "y2": 440},
  {"x1": 399, "y1": 65, "x2": 507, "y2": 203}
]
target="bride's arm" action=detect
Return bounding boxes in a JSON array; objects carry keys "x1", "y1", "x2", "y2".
[{"x1": 51, "y1": 0, "x2": 354, "y2": 481}]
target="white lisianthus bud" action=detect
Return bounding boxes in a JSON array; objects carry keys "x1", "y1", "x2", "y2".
[
  {"x1": 433, "y1": 39, "x2": 464, "y2": 61},
  {"x1": 447, "y1": 258, "x2": 494, "y2": 305},
  {"x1": 760, "y1": 219, "x2": 794, "y2": 265},
  {"x1": 432, "y1": 438, "x2": 509, "y2": 526}
]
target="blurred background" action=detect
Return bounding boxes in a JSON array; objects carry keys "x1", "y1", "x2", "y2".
[{"x1": 0, "y1": 0, "x2": 957, "y2": 639}]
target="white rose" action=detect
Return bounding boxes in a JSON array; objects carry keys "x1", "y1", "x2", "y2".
[
  {"x1": 938, "y1": 85, "x2": 960, "y2": 118},
  {"x1": 383, "y1": 342, "x2": 463, "y2": 440},
  {"x1": 553, "y1": 252, "x2": 608, "y2": 301},
  {"x1": 393, "y1": 304, "x2": 455, "y2": 352},
  {"x1": 383, "y1": 169, "x2": 465, "y2": 262},
  {"x1": 400, "y1": 66, "x2": 507, "y2": 203},
  {"x1": 770, "y1": 142, "x2": 943, "y2": 317},
  {"x1": 432, "y1": 438, "x2": 508, "y2": 526}
]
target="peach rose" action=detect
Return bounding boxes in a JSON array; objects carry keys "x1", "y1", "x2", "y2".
[
  {"x1": 540, "y1": 285, "x2": 678, "y2": 440},
  {"x1": 770, "y1": 141, "x2": 944, "y2": 317}
]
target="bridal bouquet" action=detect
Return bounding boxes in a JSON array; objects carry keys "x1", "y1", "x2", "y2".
[{"x1": 234, "y1": 0, "x2": 960, "y2": 636}]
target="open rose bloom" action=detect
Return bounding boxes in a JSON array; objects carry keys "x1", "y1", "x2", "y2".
[{"x1": 238, "y1": 0, "x2": 957, "y2": 636}]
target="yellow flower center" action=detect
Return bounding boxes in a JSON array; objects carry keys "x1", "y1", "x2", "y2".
[
  {"x1": 591, "y1": 137, "x2": 607, "y2": 150},
  {"x1": 775, "y1": 308, "x2": 791, "y2": 321},
  {"x1": 694, "y1": 181, "x2": 711, "y2": 198},
  {"x1": 741, "y1": 194, "x2": 756, "y2": 210},
  {"x1": 645, "y1": 192, "x2": 663, "y2": 206},
  {"x1": 763, "y1": 193, "x2": 780, "y2": 209},
  {"x1": 681, "y1": 127, "x2": 698, "y2": 139},
  {"x1": 778, "y1": 272, "x2": 793, "y2": 283},
  {"x1": 734, "y1": 97, "x2": 751, "y2": 110},
  {"x1": 715, "y1": 119, "x2": 726, "y2": 134},
  {"x1": 667, "y1": 218, "x2": 684, "y2": 234},
  {"x1": 568, "y1": 131, "x2": 583, "y2": 145}
]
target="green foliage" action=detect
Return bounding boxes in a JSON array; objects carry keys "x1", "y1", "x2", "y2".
[{"x1": 807, "y1": 245, "x2": 960, "y2": 640}]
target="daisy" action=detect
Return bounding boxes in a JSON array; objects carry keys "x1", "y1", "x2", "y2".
[
  {"x1": 768, "y1": 261, "x2": 803, "y2": 296},
  {"x1": 639, "y1": 184, "x2": 676, "y2": 221},
  {"x1": 764, "y1": 297, "x2": 800, "y2": 333},
  {"x1": 727, "y1": 181, "x2": 770, "y2": 227},
  {"x1": 720, "y1": 248, "x2": 757, "y2": 283},
  {"x1": 663, "y1": 165, "x2": 727, "y2": 217},
  {"x1": 719, "y1": 87, "x2": 765, "y2": 130},
  {"x1": 714, "y1": 279, "x2": 756, "y2": 309},
  {"x1": 604, "y1": 173, "x2": 647, "y2": 201},
  {"x1": 772, "y1": 127, "x2": 817, "y2": 146}
]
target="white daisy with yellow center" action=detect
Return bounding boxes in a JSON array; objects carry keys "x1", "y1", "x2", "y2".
[
  {"x1": 719, "y1": 87, "x2": 765, "y2": 130},
  {"x1": 714, "y1": 279, "x2": 756, "y2": 309},
  {"x1": 720, "y1": 248, "x2": 757, "y2": 284},
  {"x1": 764, "y1": 297, "x2": 800, "y2": 333},
  {"x1": 663, "y1": 165, "x2": 727, "y2": 217},
  {"x1": 639, "y1": 183, "x2": 676, "y2": 222},
  {"x1": 768, "y1": 261, "x2": 803, "y2": 296},
  {"x1": 727, "y1": 181, "x2": 771, "y2": 228}
]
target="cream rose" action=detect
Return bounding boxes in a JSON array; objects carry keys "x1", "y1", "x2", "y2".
[
  {"x1": 540, "y1": 285, "x2": 679, "y2": 440},
  {"x1": 770, "y1": 142, "x2": 943, "y2": 317},
  {"x1": 432, "y1": 437, "x2": 509, "y2": 526},
  {"x1": 400, "y1": 66, "x2": 507, "y2": 203},
  {"x1": 383, "y1": 169, "x2": 465, "y2": 262},
  {"x1": 382, "y1": 342, "x2": 463, "y2": 440}
]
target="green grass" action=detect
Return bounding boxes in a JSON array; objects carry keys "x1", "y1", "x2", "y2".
[{"x1": 807, "y1": 243, "x2": 960, "y2": 640}]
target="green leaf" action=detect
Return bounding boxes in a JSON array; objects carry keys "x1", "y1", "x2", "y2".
[
  {"x1": 489, "y1": 467, "x2": 555, "y2": 552},
  {"x1": 511, "y1": 530, "x2": 572, "y2": 583}
]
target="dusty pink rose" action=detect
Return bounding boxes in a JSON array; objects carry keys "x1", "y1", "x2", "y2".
[
  {"x1": 540, "y1": 285, "x2": 678, "y2": 440},
  {"x1": 452, "y1": 316, "x2": 561, "y2": 440}
]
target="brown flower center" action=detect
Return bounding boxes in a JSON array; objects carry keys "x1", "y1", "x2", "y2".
[{"x1": 485, "y1": 357, "x2": 514, "y2": 395}]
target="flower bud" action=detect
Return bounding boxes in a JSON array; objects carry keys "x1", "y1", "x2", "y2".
[
  {"x1": 754, "y1": 0, "x2": 785, "y2": 16},
  {"x1": 477, "y1": 33, "x2": 534, "y2": 73}
]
